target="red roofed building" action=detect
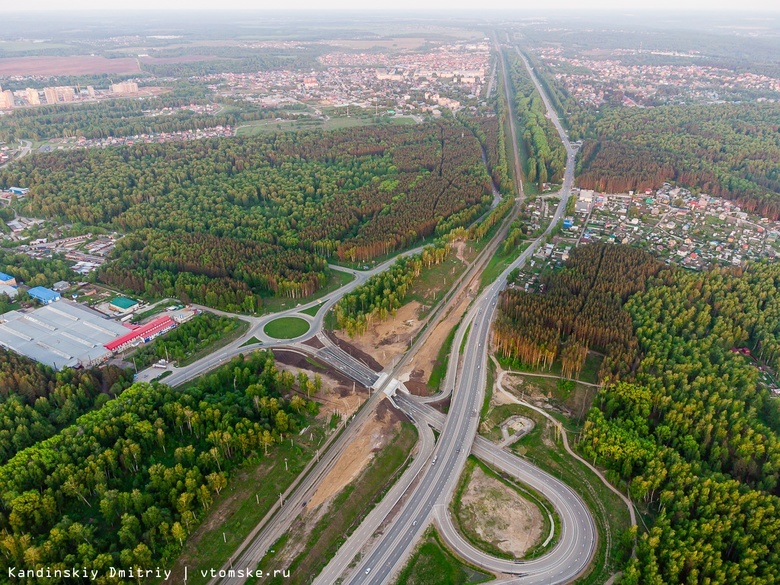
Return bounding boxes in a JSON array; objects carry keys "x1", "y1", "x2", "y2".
[{"x1": 104, "y1": 316, "x2": 177, "y2": 353}]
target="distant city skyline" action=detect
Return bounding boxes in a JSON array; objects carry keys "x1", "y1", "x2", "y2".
[{"x1": 0, "y1": 0, "x2": 778, "y2": 12}]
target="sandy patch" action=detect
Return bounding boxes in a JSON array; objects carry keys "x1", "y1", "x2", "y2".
[
  {"x1": 459, "y1": 466, "x2": 544, "y2": 558},
  {"x1": 402, "y1": 289, "x2": 473, "y2": 394},
  {"x1": 333, "y1": 301, "x2": 423, "y2": 368},
  {"x1": 305, "y1": 399, "x2": 400, "y2": 511}
]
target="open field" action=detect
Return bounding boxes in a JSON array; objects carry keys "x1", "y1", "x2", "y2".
[
  {"x1": 236, "y1": 115, "x2": 415, "y2": 137},
  {"x1": 0, "y1": 55, "x2": 141, "y2": 75},
  {"x1": 394, "y1": 527, "x2": 494, "y2": 585},
  {"x1": 453, "y1": 458, "x2": 546, "y2": 559}
]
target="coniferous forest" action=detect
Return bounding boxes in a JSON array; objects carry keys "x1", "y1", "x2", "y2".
[
  {"x1": 0, "y1": 121, "x2": 494, "y2": 310},
  {"x1": 494, "y1": 244, "x2": 780, "y2": 584}
]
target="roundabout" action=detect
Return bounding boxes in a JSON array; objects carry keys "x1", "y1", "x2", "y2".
[{"x1": 263, "y1": 316, "x2": 310, "y2": 339}]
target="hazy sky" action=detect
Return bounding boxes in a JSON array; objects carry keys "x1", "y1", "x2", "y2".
[{"x1": 1, "y1": 0, "x2": 778, "y2": 11}]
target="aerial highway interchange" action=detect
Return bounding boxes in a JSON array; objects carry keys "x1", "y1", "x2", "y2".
[{"x1": 155, "y1": 37, "x2": 598, "y2": 585}]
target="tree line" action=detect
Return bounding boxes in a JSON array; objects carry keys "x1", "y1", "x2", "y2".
[
  {"x1": 0, "y1": 98, "x2": 283, "y2": 142},
  {"x1": 493, "y1": 243, "x2": 661, "y2": 379},
  {"x1": 0, "y1": 122, "x2": 491, "y2": 310},
  {"x1": 334, "y1": 244, "x2": 450, "y2": 336},
  {"x1": 575, "y1": 103, "x2": 780, "y2": 219},
  {"x1": 129, "y1": 313, "x2": 242, "y2": 369},
  {"x1": 506, "y1": 52, "x2": 566, "y2": 189},
  {"x1": 0, "y1": 348, "x2": 133, "y2": 466}
]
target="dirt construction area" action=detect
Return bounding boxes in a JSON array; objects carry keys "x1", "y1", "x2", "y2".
[
  {"x1": 458, "y1": 465, "x2": 544, "y2": 558},
  {"x1": 306, "y1": 399, "x2": 401, "y2": 511},
  {"x1": 332, "y1": 301, "x2": 423, "y2": 369}
]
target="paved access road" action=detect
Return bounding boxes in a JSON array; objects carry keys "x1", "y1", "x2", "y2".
[
  {"x1": 161, "y1": 247, "x2": 425, "y2": 388},
  {"x1": 340, "y1": 40, "x2": 585, "y2": 585}
]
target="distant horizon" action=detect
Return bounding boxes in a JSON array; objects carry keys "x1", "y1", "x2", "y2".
[{"x1": 0, "y1": 3, "x2": 779, "y2": 13}]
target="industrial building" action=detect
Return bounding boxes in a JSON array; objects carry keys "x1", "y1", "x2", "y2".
[
  {"x1": 104, "y1": 315, "x2": 177, "y2": 353},
  {"x1": 109, "y1": 297, "x2": 139, "y2": 314},
  {"x1": 27, "y1": 287, "x2": 61, "y2": 304},
  {"x1": 0, "y1": 272, "x2": 16, "y2": 287},
  {"x1": 0, "y1": 302, "x2": 130, "y2": 369},
  {"x1": 0, "y1": 284, "x2": 18, "y2": 299}
]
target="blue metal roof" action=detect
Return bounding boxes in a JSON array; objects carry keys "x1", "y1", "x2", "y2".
[
  {"x1": 0, "y1": 272, "x2": 14, "y2": 282},
  {"x1": 27, "y1": 286, "x2": 61, "y2": 302}
]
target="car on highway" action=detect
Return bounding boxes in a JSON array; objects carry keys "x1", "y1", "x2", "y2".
[
  {"x1": 365, "y1": 568, "x2": 371, "y2": 574},
  {"x1": 431, "y1": 456, "x2": 437, "y2": 465}
]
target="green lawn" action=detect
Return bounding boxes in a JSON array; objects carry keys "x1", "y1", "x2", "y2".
[
  {"x1": 479, "y1": 241, "x2": 531, "y2": 291},
  {"x1": 240, "y1": 336, "x2": 262, "y2": 347},
  {"x1": 427, "y1": 323, "x2": 458, "y2": 391},
  {"x1": 395, "y1": 526, "x2": 494, "y2": 585},
  {"x1": 299, "y1": 303, "x2": 323, "y2": 317},
  {"x1": 406, "y1": 255, "x2": 467, "y2": 320},
  {"x1": 263, "y1": 317, "x2": 310, "y2": 339},
  {"x1": 236, "y1": 115, "x2": 415, "y2": 137}
]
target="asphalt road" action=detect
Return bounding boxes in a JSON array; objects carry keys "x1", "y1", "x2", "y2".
[
  {"x1": 160, "y1": 246, "x2": 426, "y2": 388},
  {"x1": 397, "y1": 395, "x2": 596, "y2": 584},
  {"x1": 340, "y1": 42, "x2": 584, "y2": 585}
]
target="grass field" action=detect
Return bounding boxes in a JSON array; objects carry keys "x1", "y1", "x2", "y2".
[
  {"x1": 165, "y1": 438, "x2": 318, "y2": 585},
  {"x1": 240, "y1": 336, "x2": 262, "y2": 347},
  {"x1": 395, "y1": 526, "x2": 494, "y2": 585},
  {"x1": 263, "y1": 317, "x2": 310, "y2": 339},
  {"x1": 479, "y1": 241, "x2": 531, "y2": 291},
  {"x1": 254, "y1": 422, "x2": 418, "y2": 584},
  {"x1": 299, "y1": 303, "x2": 323, "y2": 317},
  {"x1": 236, "y1": 115, "x2": 415, "y2": 137},
  {"x1": 427, "y1": 323, "x2": 458, "y2": 391}
]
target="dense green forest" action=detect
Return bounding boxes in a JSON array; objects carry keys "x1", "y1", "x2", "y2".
[
  {"x1": 0, "y1": 97, "x2": 287, "y2": 142},
  {"x1": 506, "y1": 52, "x2": 566, "y2": 189},
  {"x1": 129, "y1": 313, "x2": 243, "y2": 369},
  {"x1": 0, "y1": 351, "x2": 316, "y2": 584},
  {"x1": 581, "y1": 262, "x2": 780, "y2": 584},
  {"x1": 496, "y1": 245, "x2": 780, "y2": 584},
  {"x1": 0, "y1": 121, "x2": 491, "y2": 309},
  {"x1": 576, "y1": 103, "x2": 780, "y2": 219},
  {"x1": 334, "y1": 244, "x2": 450, "y2": 336},
  {"x1": 0, "y1": 349, "x2": 133, "y2": 466}
]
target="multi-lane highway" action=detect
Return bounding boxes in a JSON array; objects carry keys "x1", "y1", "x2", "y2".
[
  {"x1": 182, "y1": 36, "x2": 591, "y2": 585},
  {"x1": 340, "y1": 39, "x2": 586, "y2": 585}
]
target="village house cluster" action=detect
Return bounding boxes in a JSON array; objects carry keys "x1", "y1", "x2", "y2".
[{"x1": 534, "y1": 46, "x2": 780, "y2": 107}]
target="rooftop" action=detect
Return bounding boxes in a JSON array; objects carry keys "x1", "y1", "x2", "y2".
[
  {"x1": 0, "y1": 301, "x2": 129, "y2": 369},
  {"x1": 110, "y1": 297, "x2": 139, "y2": 310}
]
